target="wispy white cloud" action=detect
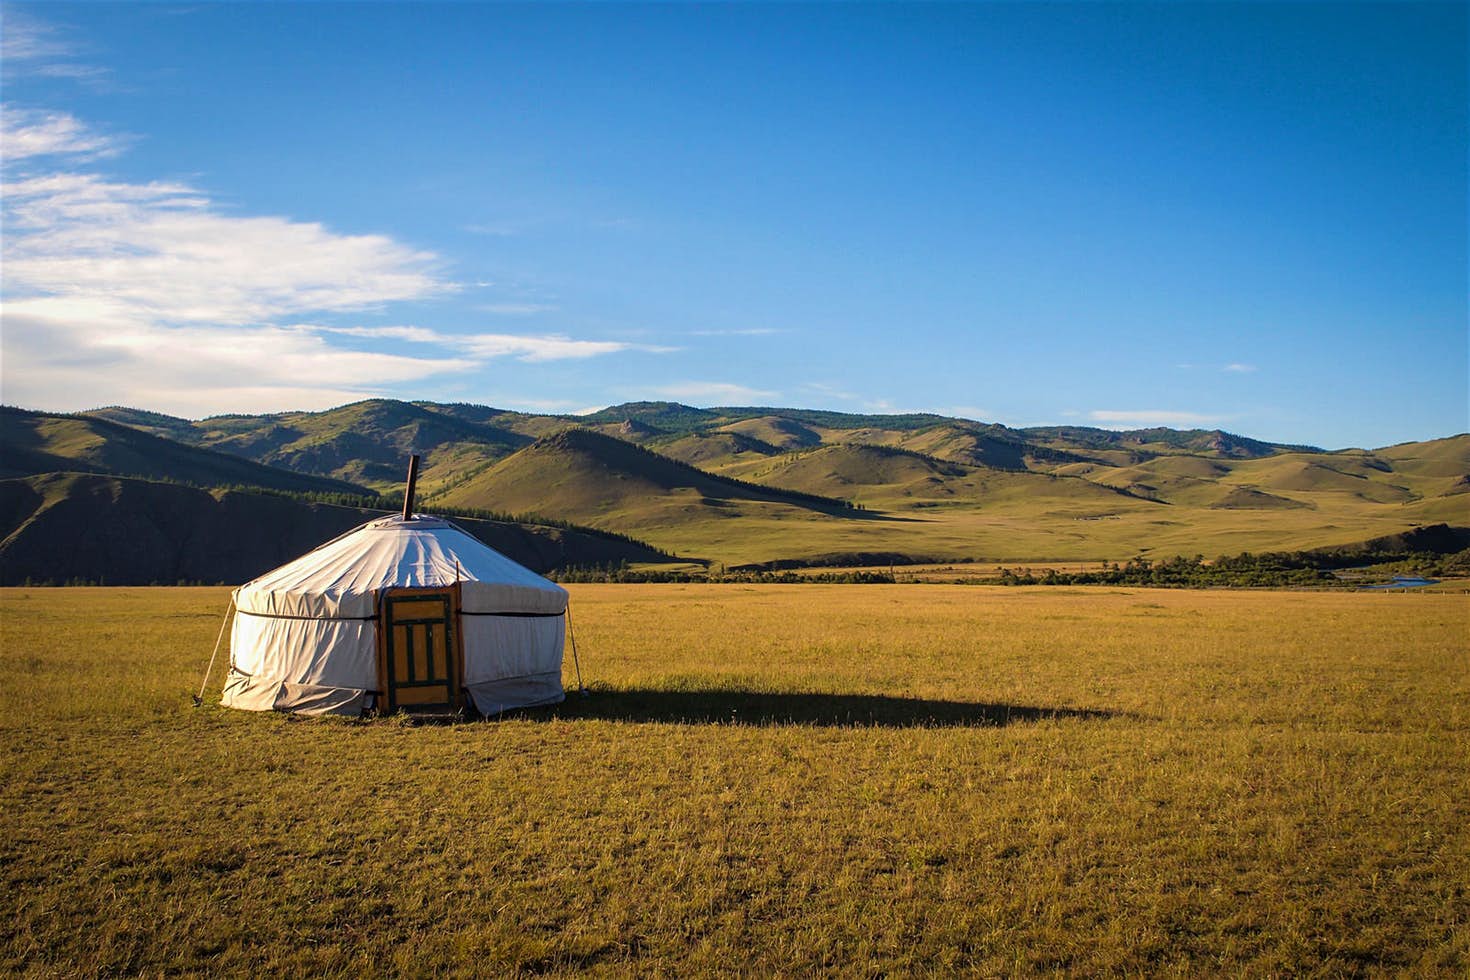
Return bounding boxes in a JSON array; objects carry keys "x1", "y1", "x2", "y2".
[
  {"x1": 0, "y1": 97, "x2": 662, "y2": 414},
  {"x1": 806, "y1": 385, "x2": 937, "y2": 416},
  {"x1": 1, "y1": 303, "x2": 475, "y2": 417},
  {"x1": 942, "y1": 405, "x2": 993, "y2": 422},
  {"x1": 464, "y1": 214, "x2": 638, "y2": 239},
  {"x1": 688, "y1": 327, "x2": 782, "y2": 337},
  {"x1": 463, "y1": 333, "x2": 647, "y2": 362},
  {"x1": 462, "y1": 221, "x2": 522, "y2": 237},
  {"x1": 33, "y1": 63, "x2": 110, "y2": 83},
  {"x1": 0, "y1": 146, "x2": 569, "y2": 412},
  {"x1": 1088, "y1": 409, "x2": 1224, "y2": 427},
  {"x1": 1, "y1": 10, "x2": 111, "y2": 88},
  {"x1": 652, "y1": 381, "x2": 778, "y2": 402},
  {"x1": 863, "y1": 398, "x2": 926, "y2": 414},
  {"x1": 480, "y1": 396, "x2": 595, "y2": 414},
  {"x1": 1, "y1": 11, "x2": 76, "y2": 63},
  {"x1": 2, "y1": 172, "x2": 450, "y2": 324},
  {"x1": 1178, "y1": 361, "x2": 1257, "y2": 374},
  {"x1": 479, "y1": 302, "x2": 558, "y2": 316},
  {"x1": 295, "y1": 324, "x2": 445, "y2": 344},
  {"x1": 1, "y1": 107, "x2": 123, "y2": 161},
  {"x1": 294, "y1": 323, "x2": 671, "y2": 362},
  {"x1": 802, "y1": 381, "x2": 859, "y2": 401}
]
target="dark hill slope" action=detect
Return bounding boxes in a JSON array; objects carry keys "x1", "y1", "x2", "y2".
[
  {"x1": 83, "y1": 406, "x2": 204, "y2": 444},
  {"x1": 1021, "y1": 425, "x2": 1315, "y2": 459},
  {"x1": 715, "y1": 406, "x2": 954, "y2": 432},
  {"x1": 409, "y1": 401, "x2": 523, "y2": 428},
  {"x1": 412, "y1": 402, "x2": 572, "y2": 440},
  {"x1": 576, "y1": 402, "x2": 722, "y2": 433},
  {"x1": 0, "y1": 473, "x2": 672, "y2": 586},
  {"x1": 1311, "y1": 523, "x2": 1470, "y2": 560},
  {"x1": 1, "y1": 407, "x2": 364, "y2": 495}
]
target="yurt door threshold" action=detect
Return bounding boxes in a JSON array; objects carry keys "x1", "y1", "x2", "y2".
[{"x1": 376, "y1": 584, "x2": 464, "y2": 714}]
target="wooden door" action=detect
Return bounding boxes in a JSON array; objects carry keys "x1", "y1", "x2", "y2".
[{"x1": 377, "y1": 587, "x2": 462, "y2": 713}]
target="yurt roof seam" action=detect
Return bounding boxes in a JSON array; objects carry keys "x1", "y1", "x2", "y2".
[
  {"x1": 234, "y1": 608, "x2": 379, "y2": 622},
  {"x1": 237, "y1": 514, "x2": 395, "y2": 590},
  {"x1": 232, "y1": 608, "x2": 564, "y2": 622}
]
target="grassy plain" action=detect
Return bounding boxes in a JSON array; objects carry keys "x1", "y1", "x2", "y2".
[
  {"x1": 2, "y1": 585, "x2": 1467, "y2": 975},
  {"x1": 427, "y1": 413, "x2": 1468, "y2": 568},
  {"x1": 642, "y1": 492, "x2": 1461, "y2": 568}
]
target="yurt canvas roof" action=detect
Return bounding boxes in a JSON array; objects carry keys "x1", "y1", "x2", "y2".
[{"x1": 235, "y1": 514, "x2": 567, "y2": 619}]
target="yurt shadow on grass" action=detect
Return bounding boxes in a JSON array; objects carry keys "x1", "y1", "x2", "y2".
[{"x1": 514, "y1": 687, "x2": 1131, "y2": 728}]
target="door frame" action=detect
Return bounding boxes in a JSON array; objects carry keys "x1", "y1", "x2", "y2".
[{"x1": 374, "y1": 584, "x2": 464, "y2": 713}]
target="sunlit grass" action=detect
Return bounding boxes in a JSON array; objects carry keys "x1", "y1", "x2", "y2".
[{"x1": 2, "y1": 585, "x2": 1466, "y2": 974}]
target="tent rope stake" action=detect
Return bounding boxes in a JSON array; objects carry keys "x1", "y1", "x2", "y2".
[
  {"x1": 193, "y1": 598, "x2": 236, "y2": 707},
  {"x1": 566, "y1": 601, "x2": 586, "y2": 695}
]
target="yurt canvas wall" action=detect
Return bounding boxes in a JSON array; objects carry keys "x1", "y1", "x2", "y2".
[{"x1": 222, "y1": 515, "x2": 569, "y2": 716}]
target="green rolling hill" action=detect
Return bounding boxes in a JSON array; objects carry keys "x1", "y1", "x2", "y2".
[
  {"x1": 435, "y1": 428, "x2": 861, "y2": 533},
  {"x1": 2, "y1": 406, "x2": 365, "y2": 495},
  {"x1": 28, "y1": 398, "x2": 1468, "y2": 568},
  {"x1": 656, "y1": 431, "x2": 784, "y2": 467},
  {"x1": 714, "y1": 415, "x2": 823, "y2": 450},
  {"x1": 1219, "y1": 455, "x2": 1416, "y2": 503},
  {"x1": 185, "y1": 399, "x2": 531, "y2": 491},
  {"x1": 89, "y1": 398, "x2": 533, "y2": 492},
  {"x1": 1209, "y1": 486, "x2": 1310, "y2": 510},
  {"x1": 721, "y1": 443, "x2": 967, "y2": 496}
]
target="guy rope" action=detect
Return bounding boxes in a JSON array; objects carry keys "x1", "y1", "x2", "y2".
[
  {"x1": 566, "y1": 601, "x2": 587, "y2": 695},
  {"x1": 193, "y1": 597, "x2": 236, "y2": 706}
]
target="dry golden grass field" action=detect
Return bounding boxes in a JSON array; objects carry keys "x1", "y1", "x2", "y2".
[{"x1": 2, "y1": 585, "x2": 1467, "y2": 975}]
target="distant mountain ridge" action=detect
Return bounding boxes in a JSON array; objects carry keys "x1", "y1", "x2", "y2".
[
  {"x1": 5, "y1": 397, "x2": 1462, "y2": 570},
  {"x1": 2, "y1": 406, "x2": 366, "y2": 495},
  {"x1": 0, "y1": 404, "x2": 683, "y2": 585},
  {"x1": 0, "y1": 473, "x2": 674, "y2": 586},
  {"x1": 77, "y1": 397, "x2": 1330, "y2": 489}
]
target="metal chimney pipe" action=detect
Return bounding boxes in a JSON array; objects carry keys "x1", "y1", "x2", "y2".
[{"x1": 402, "y1": 454, "x2": 420, "y2": 521}]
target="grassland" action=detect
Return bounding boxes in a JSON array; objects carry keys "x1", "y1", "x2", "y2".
[{"x1": 2, "y1": 585, "x2": 1467, "y2": 975}]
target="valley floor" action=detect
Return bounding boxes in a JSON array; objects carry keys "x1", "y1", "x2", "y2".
[{"x1": 2, "y1": 586, "x2": 1466, "y2": 974}]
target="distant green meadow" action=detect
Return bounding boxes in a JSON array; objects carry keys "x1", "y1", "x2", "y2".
[{"x1": 2, "y1": 585, "x2": 1466, "y2": 975}]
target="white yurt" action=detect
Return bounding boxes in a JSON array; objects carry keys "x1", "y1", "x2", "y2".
[{"x1": 221, "y1": 511, "x2": 570, "y2": 717}]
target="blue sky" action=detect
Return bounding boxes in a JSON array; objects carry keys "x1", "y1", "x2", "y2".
[{"x1": 1, "y1": 2, "x2": 1464, "y2": 449}]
